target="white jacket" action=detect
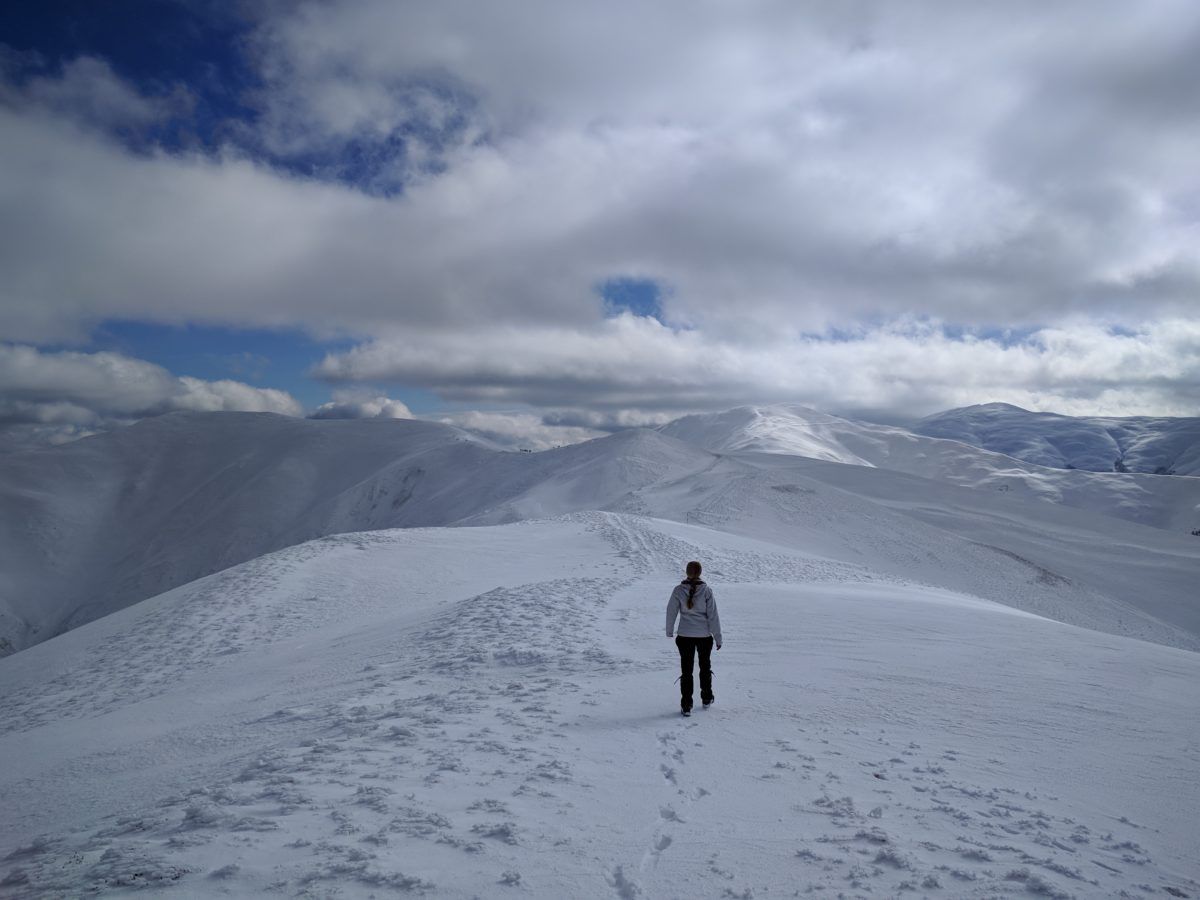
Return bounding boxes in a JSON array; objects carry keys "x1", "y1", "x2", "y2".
[{"x1": 666, "y1": 580, "x2": 722, "y2": 645}]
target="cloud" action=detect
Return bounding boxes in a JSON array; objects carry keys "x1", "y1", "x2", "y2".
[
  {"x1": 0, "y1": 54, "x2": 193, "y2": 152},
  {"x1": 0, "y1": 2, "x2": 1197, "y2": 424},
  {"x1": 309, "y1": 390, "x2": 413, "y2": 420},
  {"x1": 1, "y1": 3, "x2": 1198, "y2": 345},
  {"x1": 171, "y1": 377, "x2": 303, "y2": 415},
  {"x1": 16, "y1": 56, "x2": 187, "y2": 128},
  {"x1": 0, "y1": 422, "x2": 101, "y2": 454},
  {"x1": 433, "y1": 411, "x2": 604, "y2": 450},
  {"x1": 0, "y1": 345, "x2": 303, "y2": 450},
  {"x1": 237, "y1": 0, "x2": 1200, "y2": 331},
  {"x1": 539, "y1": 408, "x2": 678, "y2": 432},
  {"x1": 316, "y1": 315, "x2": 1200, "y2": 419}
]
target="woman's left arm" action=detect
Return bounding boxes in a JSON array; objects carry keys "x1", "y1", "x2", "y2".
[{"x1": 708, "y1": 588, "x2": 723, "y2": 649}]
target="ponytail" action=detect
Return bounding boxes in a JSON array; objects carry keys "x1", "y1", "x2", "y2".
[{"x1": 684, "y1": 560, "x2": 703, "y2": 609}]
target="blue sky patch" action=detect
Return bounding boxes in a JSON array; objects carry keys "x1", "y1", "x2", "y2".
[
  {"x1": 1, "y1": 0, "x2": 258, "y2": 151},
  {"x1": 598, "y1": 277, "x2": 664, "y2": 321},
  {"x1": 85, "y1": 320, "x2": 334, "y2": 409},
  {"x1": 74, "y1": 321, "x2": 435, "y2": 414},
  {"x1": 1, "y1": 3, "x2": 481, "y2": 194}
]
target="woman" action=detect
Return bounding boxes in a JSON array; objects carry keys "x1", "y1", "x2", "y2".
[{"x1": 665, "y1": 560, "x2": 723, "y2": 716}]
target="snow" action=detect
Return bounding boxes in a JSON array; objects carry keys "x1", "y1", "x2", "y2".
[
  {"x1": 5, "y1": 407, "x2": 1198, "y2": 658},
  {"x1": 659, "y1": 403, "x2": 1200, "y2": 532},
  {"x1": 0, "y1": 413, "x2": 709, "y2": 655},
  {"x1": 1, "y1": 407, "x2": 1199, "y2": 897},
  {"x1": 657, "y1": 404, "x2": 879, "y2": 466},
  {"x1": 917, "y1": 402, "x2": 1200, "y2": 476},
  {"x1": 2, "y1": 514, "x2": 1197, "y2": 897},
  {"x1": 4, "y1": 407, "x2": 1198, "y2": 658}
]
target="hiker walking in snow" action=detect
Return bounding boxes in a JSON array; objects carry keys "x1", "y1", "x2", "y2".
[{"x1": 666, "y1": 560, "x2": 722, "y2": 717}]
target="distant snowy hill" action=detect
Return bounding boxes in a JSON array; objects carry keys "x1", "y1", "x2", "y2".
[
  {"x1": 657, "y1": 404, "x2": 876, "y2": 464},
  {"x1": 658, "y1": 403, "x2": 1200, "y2": 532},
  {"x1": 917, "y1": 402, "x2": 1200, "y2": 475},
  {"x1": 3, "y1": 407, "x2": 1198, "y2": 658}
]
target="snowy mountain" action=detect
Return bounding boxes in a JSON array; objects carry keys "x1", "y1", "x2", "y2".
[
  {"x1": 658, "y1": 403, "x2": 1200, "y2": 532},
  {"x1": 917, "y1": 402, "x2": 1200, "y2": 475},
  {"x1": 2, "y1": 406, "x2": 1200, "y2": 896},
  {"x1": 0, "y1": 412, "x2": 711, "y2": 656},
  {"x1": 657, "y1": 404, "x2": 877, "y2": 464},
  {"x1": 3, "y1": 407, "x2": 1199, "y2": 658}
]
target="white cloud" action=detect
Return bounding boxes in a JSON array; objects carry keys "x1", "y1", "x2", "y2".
[
  {"x1": 2, "y1": 56, "x2": 188, "y2": 131},
  {"x1": 0, "y1": 345, "x2": 303, "y2": 450},
  {"x1": 434, "y1": 411, "x2": 604, "y2": 450},
  {"x1": 316, "y1": 316, "x2": 1200, "y2": 419},
  {"x1": 0, "y1": 422, "x2": 101, "y2": 454},
  {"x1": 0, "y1": 344, "x2": 181, "y2": 413},
  {"x1": 1, "y1": 3, "x2": 1198, "y2": 344},
  {"x1": 238, "y1": 0, "x2": 1200, "y2": 330},
  {"x1": 310, "y1": 390, "x2": 413, "y2": 420},
  {"x1": 0, "y1": 2, "x2": 1197, "y2": 423},
  {"x1": 171, "y1": 377, "x2": 303, "y2": 416}
]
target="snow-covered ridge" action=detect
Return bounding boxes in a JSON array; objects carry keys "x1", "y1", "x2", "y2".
[
  {"x1": 3, "y1": 407, "x2": 1198, "y2": 658},
  {"x1": 1, "y1": 514, "x2": 1197, "y2": 897},
  {"x1": 917, "y1": 402, "x2": 1200, "y2": 475},
  {"x1": 2, "y1": 410, "x2": 1199, "y2": 897},
  {"x1": 657, "y1": 404, "x2": 877, "y2": 465},
  {"x1": 657, "y1": 403, "x2": 1200, "y2": 532},
  {"x1": 0, "y1": 411, "x2": 710, "y2": 656}
]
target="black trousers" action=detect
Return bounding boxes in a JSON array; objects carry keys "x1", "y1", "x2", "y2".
[{"x1": 676, "y1": 636, "x2": 714, "y2": 710}]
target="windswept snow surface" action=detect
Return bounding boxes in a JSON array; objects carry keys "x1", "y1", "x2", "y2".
[
  {"x1": 917, "y1": 403, "x2": 1200, "y2": 476},
  {"x1": 626, "y1": 453, "x2": 1200, "y2": 651},
  {"x1": 1, "y1": 514, "x2": 1197, "y2": 898}
]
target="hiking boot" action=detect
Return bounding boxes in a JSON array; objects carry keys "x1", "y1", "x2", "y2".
[{"x1": 681, "y1": 708, "x2": 691, "y2": 717}]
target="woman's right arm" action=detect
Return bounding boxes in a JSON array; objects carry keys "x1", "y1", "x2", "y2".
[{"x1": 665, "y1": 589, "x2": 680, "y2": 637}]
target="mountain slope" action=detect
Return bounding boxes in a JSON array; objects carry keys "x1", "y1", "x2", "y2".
[
  {"x1": 0, "y1": 412, "x2": 715, "y2": 655},
  {"x1": 656, "y1": 404, "x2": 876, "y2": 464},
  {"x1": 658, "y1": 403, "x2": 1200, "y2": 533},
  {"x1": 4, "y1": 407, "x2": 1199, "y2": 657},
  {"x1": 0, "y1": 412, "x2": 487, "y2": 655},
  {"x1": 4, "y1": 408, "x2": 1198, "y2": 895},
  {"x1": 2, "y1": 514, "x2": 1197, "y2": 898},
  {"x1": 917, "y1": 402, "x2": 1200, "y2": 475},
  {"x1": 619, "y1": 451, "x2": 1200, "y2": 650}
]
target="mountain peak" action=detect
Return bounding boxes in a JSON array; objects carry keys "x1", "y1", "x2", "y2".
[{"x1": 924, "y1": 402, "x2": 1033, "y2": 419}]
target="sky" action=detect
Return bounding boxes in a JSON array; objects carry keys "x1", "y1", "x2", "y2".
[{"x1": 1, "y1": 0, "x2": 1198, "y2": 451}]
